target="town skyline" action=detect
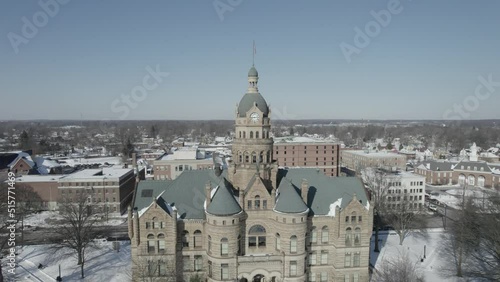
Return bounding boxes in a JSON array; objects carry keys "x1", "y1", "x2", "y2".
[{"x1": 2, "y1": 1, "x2": 500, "y2": 120}]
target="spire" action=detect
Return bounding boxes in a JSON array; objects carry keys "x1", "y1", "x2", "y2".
[{"x1": 253, "y1": 40, "x2": 256, "y2": 66}]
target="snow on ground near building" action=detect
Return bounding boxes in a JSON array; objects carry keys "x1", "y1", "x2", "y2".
[
  {"x1": 371, "y1": 229, "x2": 466, "y2": 282},
  {"x1": 4, "y1": 241, "x2": 130, "y2": 282},
  {"x1": 432, "y1": 189, "x2": 490, "y2": 210},
  {"x1": 23, "y1": 211, "x2": 126, "y2": 227}
]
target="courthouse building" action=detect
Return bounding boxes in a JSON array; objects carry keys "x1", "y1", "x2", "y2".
[{"x1": 129, "y1": 66, "x2": 373, "y2": 282}]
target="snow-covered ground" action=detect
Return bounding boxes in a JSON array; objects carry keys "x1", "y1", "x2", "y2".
[
  {"x1": 371, "y1": 229, "x2": 470, "y2": 282},
  {"x1": 23, "y1": 211, "x2": 126, "y2": 228},
  {"x1": 3, "y1": 241, "x2": 131, "y2": 282},
  {"x1": 430, "y1": 188, "x2": 491, "y2": 210}
]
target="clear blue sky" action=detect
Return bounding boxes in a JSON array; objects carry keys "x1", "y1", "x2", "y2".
[{"x1": 1, "y1": 0, "x2": 499, "y2": 120}]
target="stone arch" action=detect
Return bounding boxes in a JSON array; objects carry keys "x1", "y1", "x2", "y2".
[
  {"x1": 468, "y1": 175, "x2": 476, "y2": 186},
  {"x1": 459, "y1": 174, "x2": 466, "y2": 185}
]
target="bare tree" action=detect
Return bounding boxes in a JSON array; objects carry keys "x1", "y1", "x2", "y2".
[
  {"x1": 55, "y1": 191, "x2": 101, "y2": 278},
  {"x1": 373, "y1": 250, "x2": 425, "y2": 282},
  {"x1": 465, "y1": 193, "x2": 500, "y2": 281},
  {"x1": 446, "y1": 186, "x2": 478, "y2": 278},
  {"x1": 361, "y1": 167, "x2": 389, "y2": 252},
  {"x1": 131, "y1": 256, "x2": 179, "y2": 282},
  {"x1": 363, "y1": 168, "x2": 423, "y2": 246},
  {"x1": 383, "y1": 190, "x2": 425, "y2": 245}
]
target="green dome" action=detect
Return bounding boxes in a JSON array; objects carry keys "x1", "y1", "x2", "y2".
[
  {"x1": 248, "y1": 66, "x2": 258, "y2": 77},
  {"x1": 237, "y1": 92, "x2": 269, "y2": 117}
]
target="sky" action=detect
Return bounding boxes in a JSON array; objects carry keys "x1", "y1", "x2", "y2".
[{"x1": 1, "y1": 0, "x2": 500, "y2": 121}]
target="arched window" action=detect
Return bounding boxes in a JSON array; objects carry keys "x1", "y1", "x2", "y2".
[
  {"x1": 252, "y1": 152, "x2": 257, "y2": 163},
  {"x1": 249, "y1": 225, "x2": 266, "y2": 247},
  {"x1": 221, "y1": 238, "x2": 229, "y2": 256},
  {"x1": 310, "y1": 227, "x2": 317, "y2": 244},
  {"x1": 266, "y1": 151, "x2": 271, "y2": 163},
  {"x1": 254, "y1": 195, "x2": 261, "y2": 209},
  {"x1": 208, "y1": 235, "x2": 212, "y2": 253},
  {"x1": 290, "y1": 235, "x2": 297, "y2": 253},
  {"x1": 250, "y1": 131, "x2": 254, "y2": 139},
  {"x1": 182, "y1": 230, "x2": 189, "y2": 248},
  {"x1": 276, "y1": 233, "x2": 281, "y2": 251},
  {"x1": 354, "y1": 227, "x2": 361, "y2": 245},
  {"x1": 267, "y1": 131, "x2": 270, "y2": 138},
  {"x1": 157, "y1": 234, "x2": 165, "y2": 253},
  {"x1": 468, "y1": 175, "x2": 475, "y2": 186},
  {"x1": 239, "y1": 131, "x2": 241, "y2": 138},
  {"x1": 194, "y1": 230, "x2": 202, "y2": 248},
  {"x1": 239, "y1": 154, "x2": 242, "y2": 163},
  {"x1": 245, "y1": 152, "x2": 249, "y2": 163},
  {"x1": 262, "y1": 131, "x2": 266, "y2": 139},
  {"x1": 256, "y1": 131, "x2": 259, "y2": 138},
  {"x1": 147, "y1": 234, "x2": 155, "y2": 253},
  {"x1": 322, "y1": 226, "x2": 329, "y2": 243},
  {"x1": 259, "y1": 152, "x2": 263, "y2": 163},
  {"x1": 243, "y1": 132, "x2": 246, "y2": 139},
  {"x1": 345, "y1": 228, "x2": 352, "y2": 246}
]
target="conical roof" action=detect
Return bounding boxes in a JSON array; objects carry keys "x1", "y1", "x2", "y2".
[
  {"x1": 206, "y1": 178, "x2": 242, "y2": 216},
  {"x1": 274, "y1": 180, "x2": 308, "y2": 213}
]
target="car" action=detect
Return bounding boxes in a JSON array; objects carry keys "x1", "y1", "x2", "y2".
[{"x1": 428, "y1": 204, "x2": 438, "y2": 212}]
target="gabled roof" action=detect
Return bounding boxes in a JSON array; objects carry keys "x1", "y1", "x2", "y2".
[
  {"x1": 419, "y1": 160, "x2": 455, "y2": 171},
  {"x1": 206, "y1": 178, "x2": 241, "y2": 216},
  {"x1": 275, "y1": 179, "x2": 308, "y2": 214},
  {"x1": 278, "y1": 168, "x2": 369, "y2": 216}
]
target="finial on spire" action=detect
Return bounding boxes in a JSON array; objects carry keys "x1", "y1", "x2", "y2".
[{"x1": 253, "y1": 40, "x2": 256, "y2": 66}]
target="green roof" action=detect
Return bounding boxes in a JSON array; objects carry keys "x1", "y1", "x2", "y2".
[
  {"x1": 278, "y1": 168, "x2": 368, "y2": 216},
  {"x1": 248, "y1": 66, "x2": 258, "y2": 77},
  {"x1": 275, "y1": 179, "x2": 308, "y2": 213},
  {"x1": 134, "y1": 170, "x2": 224, "y2": 220},
  {"x1": 206, "y1": 178, "x2": 242, "y2": 216},
  {"x1": 237, "y1": 92, "x2": 269, "y2": 118}
]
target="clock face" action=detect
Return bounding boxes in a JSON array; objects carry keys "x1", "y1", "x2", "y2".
[{"x1": 250, "y1": 112, "x2": 259, "y2": 123}]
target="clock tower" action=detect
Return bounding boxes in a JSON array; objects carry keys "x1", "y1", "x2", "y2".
[{"x1": 228, "y1": 65, "x2": 277, "y2": 190}]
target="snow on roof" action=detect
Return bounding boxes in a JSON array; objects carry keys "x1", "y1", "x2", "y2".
[
  {"x1": 14, "y1": 175, "x2": 64, "y2": 183},
  {"x1": 274, "y1": 136, "x2": 338, "y2": 144},
  {"x1": 60, "y1": 167, "x2": 132, "y2": 181},
  {"x1": 344, "y1": 150, "x2": 404, "y2": 158},
  {"x1": 327, "y1": 198, "x2": 342, "y2": 217}
]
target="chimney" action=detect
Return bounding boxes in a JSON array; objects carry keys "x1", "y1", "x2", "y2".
[
  {"x1": 205, "y1": 181, "x2": 212, "y2": 206},
  {"x1": 127, "y1": 205, "x2": 133, "y2": 239},
  {"x1": 301, "y1": 179, "x2": 308, "y2": 204},
  {"x1": 133, "y1": 207, "x2": 140, "y2": 246},
  {"x1": 271, "y1": 188, "x2": 276, "y2": 206}
]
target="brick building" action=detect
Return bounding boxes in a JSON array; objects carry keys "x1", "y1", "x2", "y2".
[{"x1": 273, "y1": 137, "x2": 341, "y2": 177}]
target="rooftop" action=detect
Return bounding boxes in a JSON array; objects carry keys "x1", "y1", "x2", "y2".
[
  {"x1": 60, "y1": 167, "x2": 132, "y2": 180},
  {"x1": 343, "y1": 150, "x2": 404, "y2": 158},
  {"x1": 274, "y1": 136, "x2": 339, "y2": 144}
]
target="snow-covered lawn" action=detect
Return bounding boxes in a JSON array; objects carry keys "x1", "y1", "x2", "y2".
[
  {"x1": 3, "y1": 240, "x2": 131, "y2": 282},
  {"x1": 371, "y1": 229, "x2": 466, "y2": 282},
  {"x1": 23, "y1": 211, "x2": 126, "y2": 228},
  {"x1": 431, "y1": 188, "x2": 491, "y2": 210}
]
